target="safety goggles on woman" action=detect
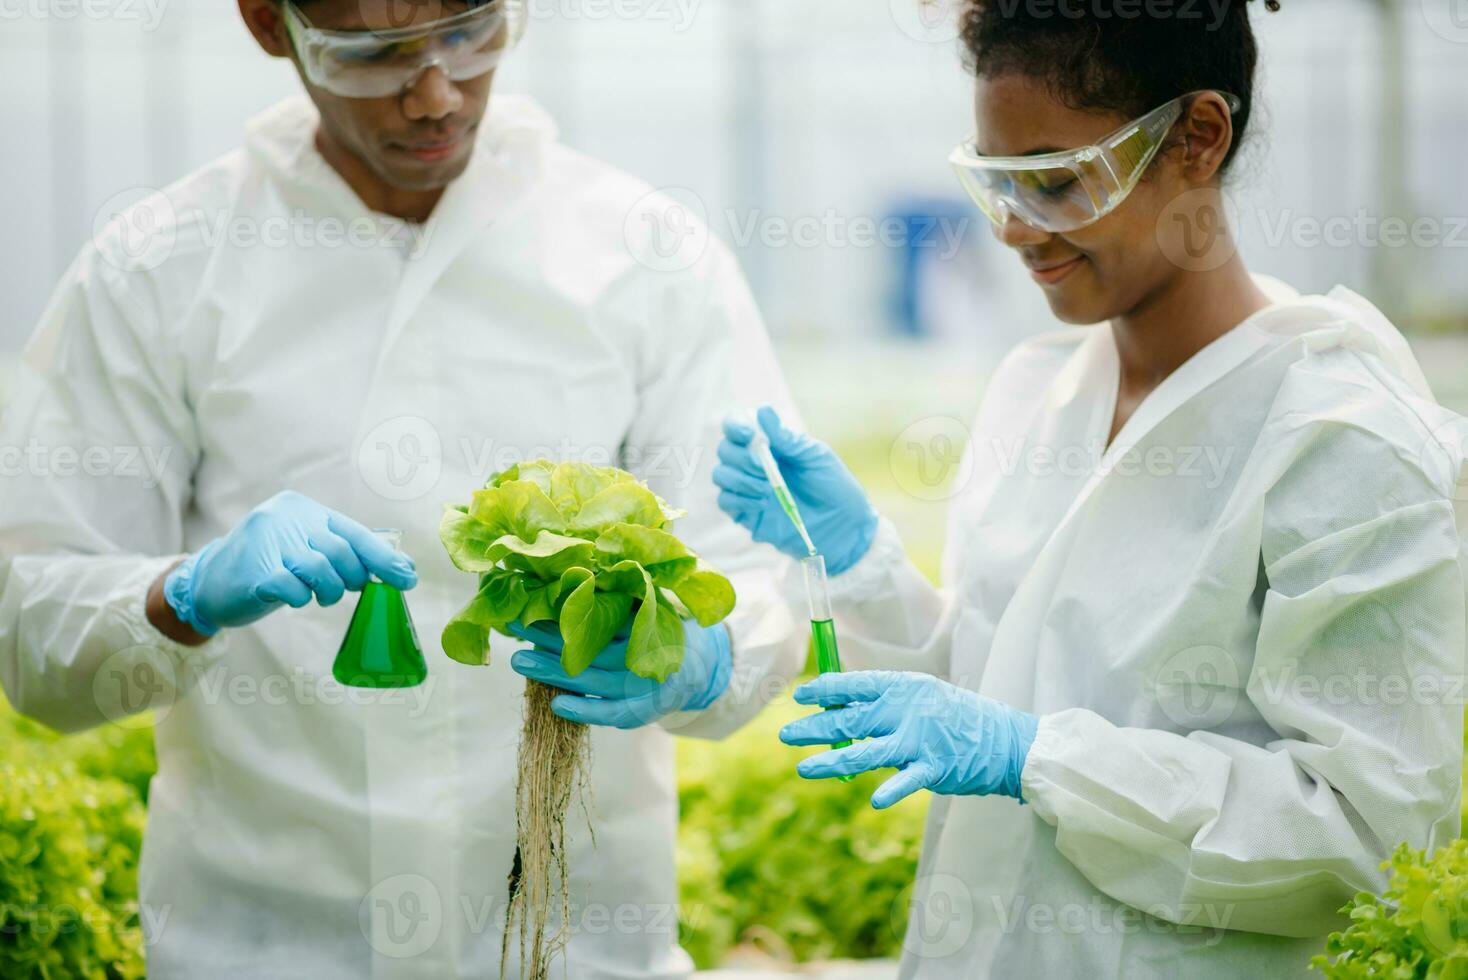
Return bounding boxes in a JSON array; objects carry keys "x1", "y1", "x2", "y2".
[
  {"x1": 282, "y1": 0, "x2": 527, "y2": 100},
  {"x1": 949, "y1": 91, "x2": 1242, "y2": 234}
]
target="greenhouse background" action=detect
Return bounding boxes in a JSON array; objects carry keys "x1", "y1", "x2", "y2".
[{"x1": 3, "y1": 0, "x2": 1468, "y2": 976}]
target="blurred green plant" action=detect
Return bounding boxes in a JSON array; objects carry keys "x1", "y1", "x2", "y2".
[
  {"x1": 1311, "y1": 839, "x2": 1468, "y2": 978},
  {"x1": 677, "y1": 696, "x2": 926, "y2": 967},
  {"x1": 3, "y1": 709, "x2": 155, "y2": 804},
  {"x1": 0, "y1": 711, "x2": 149, "y2": 980}
]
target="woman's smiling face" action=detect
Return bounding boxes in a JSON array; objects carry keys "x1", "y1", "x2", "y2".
[{"x1": 973, "y1": 73, "x2": 1218, "y2": 326}]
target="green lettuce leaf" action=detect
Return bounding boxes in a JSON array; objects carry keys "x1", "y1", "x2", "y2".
[
  {"x1": 441, "y1": 569, "x2": 530, "y2": 666},
  {"x1": 559, "y1": 575, "x2": 635, "y2": 677},
  {"x1": 625, "y1": 594, "x2": 688, "y2": 683},
  {"x1": 670, "y1": 565, "x2": 738, "y2": 628},
  {"x1": 440, "y1": 505, "x2": 504, "y2": 572},
  {"x1": 570, "y1": 482, "x2": 673, "y2": 533},
  {"x1": 520, "y1": 582, "x2": 561, "y2": 626},
  {"x1": 472, "y1": 481, "x2": 568, "y2": 539},
  {"x1": 493, "y1": 531, "x2": 597, "y2": 580},
  {"x1": 595, "y1": 523, "x2": 692, "y2": 567}
]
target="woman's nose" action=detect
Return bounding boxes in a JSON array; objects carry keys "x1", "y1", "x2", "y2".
[{"x1": 993, "y1": 209, "x2": 1052, "y2": 249}]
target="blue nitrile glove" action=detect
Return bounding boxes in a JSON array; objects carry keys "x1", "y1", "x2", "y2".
[
  {"x1": 779, "y1": 671, "x2": 1039, "y2": 809},
  {"x1": 163, "y1": 490, "x2": 418, "y2": 637},
  {"x1": 713, "y1": 406, "x2": 879, "y2": 576},
  {"x1": 508, "y1": 618, "x2": 732, "y2": 729}
]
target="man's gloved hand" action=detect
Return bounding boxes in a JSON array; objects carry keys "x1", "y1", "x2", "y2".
[
  {"x1": 779, "y1": 671, "x2": 1039, "y2": 810},
  {"x1": 163, "y1": 490, "x2": 418, "y2": 637},
  {"x1": 714, "y1": 406, "x2": 878, "y2": 576},
  {"x1": 508, "y1": 618, "x2": 732, "y2": 729}
]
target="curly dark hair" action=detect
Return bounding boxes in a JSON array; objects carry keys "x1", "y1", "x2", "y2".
[{"x1": 959, "y1": 0, "x2": 1282, "y2": 171}]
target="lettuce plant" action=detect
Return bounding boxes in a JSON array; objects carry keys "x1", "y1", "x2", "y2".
[
  {"x1": 438, "y1": 460, "x2": 736, "y2": 980},
  {"x1": 439, "y1": 460, "x2": 735, "y2": 681}
]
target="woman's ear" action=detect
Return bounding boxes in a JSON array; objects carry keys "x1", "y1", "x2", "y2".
[
  {"x1": 1179, "y1": 92, "x2": 1236, "y2": 184},
  {"x1": 239, "y1": 0, "x2": 293, "y2": 59}
]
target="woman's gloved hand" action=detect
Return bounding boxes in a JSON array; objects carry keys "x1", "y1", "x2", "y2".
[
  {"x1": 163, "y1": 490, "x2": 418, "y2": 637},
  {"x1": 779, "y1": 671, "x2": 1039, "y2": 809},
  {"x1": 508, "y1": 619, "x2": 732, "y2": 729},
  {"x1": 714, "y1": 406, "x2": 879, "y2": 576}
]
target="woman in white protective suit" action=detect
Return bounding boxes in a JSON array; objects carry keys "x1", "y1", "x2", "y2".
[{"x1": 716, "y1": 1, "x2": 1468, "y2": 977}]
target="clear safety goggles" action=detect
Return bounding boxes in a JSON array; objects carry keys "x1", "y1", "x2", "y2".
[
  {"x1": 282, "y1": 0, "x2": 527, "y2": 99},
  {"x1": 949, "y1": 91, "x2": 1241, "y2": 234}
]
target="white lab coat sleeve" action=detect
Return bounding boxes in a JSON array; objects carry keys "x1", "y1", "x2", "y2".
[
  {"x1": 812, "y1": 517, "x2": 959, "y2": 679},
  {"x1": 612, "y1": 236, "x2": 805, "y2": 740},
  {"x1": 0, "y1": 244, "x2": 213, "y2": 734},
  {"x1": 1020, "y1": 421, "x2": 1467, "y2": 938}
]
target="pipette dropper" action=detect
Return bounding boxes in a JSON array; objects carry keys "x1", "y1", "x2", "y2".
[{"x1": 748, "y1": 424, "x2": 818, "y2": 557}]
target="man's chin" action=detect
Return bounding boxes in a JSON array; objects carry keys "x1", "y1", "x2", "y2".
[{"x1": 376, "y1": 147, "x2": 475, "y2": 193}]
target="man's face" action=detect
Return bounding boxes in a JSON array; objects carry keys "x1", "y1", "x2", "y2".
[{"x1": 283, "y1": 1, "x2": 497, "y2": 192}]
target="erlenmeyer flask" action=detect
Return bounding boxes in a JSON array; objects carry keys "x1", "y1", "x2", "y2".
[{"x1": 332, "y1": 529, "x2": 428, "y2": 689}]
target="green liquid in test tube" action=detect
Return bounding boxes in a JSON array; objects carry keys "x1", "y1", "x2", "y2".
[
  {"x1": 804, "y1": 555, "x2": 855, "y2": 784},
  {"x1": 332, "y1": 529, "x2": 428, "y2": 689}
]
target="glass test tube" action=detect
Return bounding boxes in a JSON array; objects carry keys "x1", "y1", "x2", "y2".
[{"x1": 803, "y1": 554, "x2": 855, "y2": 782}]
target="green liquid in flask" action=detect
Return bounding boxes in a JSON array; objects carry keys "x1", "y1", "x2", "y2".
[
  {"x1": 332, "y1": 530, "x2": 427, "y2": 689},
  {"x1": 811, "y1": 617, "x2": 856, "y2": 783}
]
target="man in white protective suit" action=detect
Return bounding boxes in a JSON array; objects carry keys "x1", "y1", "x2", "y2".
[{"x1": 0, "y1": 1, "x2": 804, "y2": 977}]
